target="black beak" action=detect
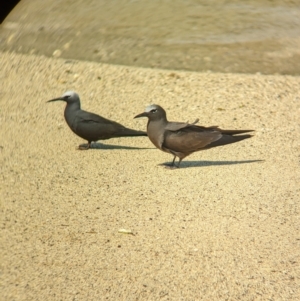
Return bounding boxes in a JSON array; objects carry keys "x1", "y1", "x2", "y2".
[
  {"x1": 47, "y1": 97, "x2": 65, "y2": 103},
  {"x1": 134, "y1": 112, "x2": 148, "y2": 119}
]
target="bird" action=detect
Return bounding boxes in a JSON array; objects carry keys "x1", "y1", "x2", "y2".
[
  {"x1": 134, "y1": 104, "x2": 254, "y2": 168},
  {"x1": 47, "y1": 91, "x2": 147, "y2": 150}
]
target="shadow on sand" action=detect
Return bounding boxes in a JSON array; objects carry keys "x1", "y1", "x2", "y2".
[
  {"x1": 80, "y1": 142, "x2": 152, "y2": 150},
  {"x1": 159, "y1": 159, "x2": 264, "y2": 169}
]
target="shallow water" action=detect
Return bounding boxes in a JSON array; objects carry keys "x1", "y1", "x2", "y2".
[{"x1": 1, "y1": 0, "x2": 300, "y2": 74}]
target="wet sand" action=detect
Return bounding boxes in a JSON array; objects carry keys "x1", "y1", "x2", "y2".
[
  {"x1": 1, "y1": 51, "x2": 300, "y2": 300},
  {"x1": 2, "y1": 0, "x2": 300, "y2": 75}
]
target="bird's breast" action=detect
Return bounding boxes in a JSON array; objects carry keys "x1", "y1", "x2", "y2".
[
  {"x1": 147, "y1": 122, "x2": 165, "y2": 150},
  {"x1": 64, "y1": 108, "x2": 78, "y2": 132}
]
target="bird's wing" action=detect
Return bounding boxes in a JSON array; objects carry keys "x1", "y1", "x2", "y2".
[
  {"x1": 77, "y1": 110, "x2": 124, "y2": 127},
  {"x1": 72, "y1": 110, "x2": 145, "y2": 141},
  {"x1": 165, "y1": 122, "x2": 194, "y2": 131},
  {"x1": 72, "y1": 110, "x2": 131, "y2": 140},
  {"x1": 163, "y1": 126, "x2": 222, "y2": 155},
  {"x1": 190, "y1": 118, "x2": 199, "y2": 125},
  {"x1": 197, "y1": 125, "x2": 254, "y2": 135},
  {"x1": 165, "y1": 121, "x2": 222, "y2": 132}
]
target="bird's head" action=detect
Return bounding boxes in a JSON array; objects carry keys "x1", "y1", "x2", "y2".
[
  {"x1": 134, "y1": 104, "x2": 167, "y2": 121},
  {"x1": 47, "y1": 91, "x2": 80, "y2": 105}
]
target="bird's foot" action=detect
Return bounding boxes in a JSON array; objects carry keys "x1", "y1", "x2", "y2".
[
  {"x1": 160, "y1": 162, "x2": 178, "y2": 169},
  {"x1": 164, "y1": 165, "x2": 178, "y2": 170},
  {"x1": 77, "y1": 144, "x2": 90, "y2": 150}
]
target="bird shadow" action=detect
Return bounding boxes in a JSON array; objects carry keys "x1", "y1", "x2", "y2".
[
  {"x1": 159, "y1": 159, "x2": 264, "y2": 169},
  {"x1": 80, "y1": 142, "x2": 153, "y2": 150}
]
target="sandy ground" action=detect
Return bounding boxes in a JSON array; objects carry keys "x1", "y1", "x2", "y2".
[{"x1": 0, "y1": 51, "x2": 300, "y2": 300}]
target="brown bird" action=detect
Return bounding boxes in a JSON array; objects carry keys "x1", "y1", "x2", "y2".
[
  {"x1": 134, "y1": 104, "x2": 253, "y2": 168},
  {"x1": 47, "y1": 91, "x2": 147, "y2": 150}
]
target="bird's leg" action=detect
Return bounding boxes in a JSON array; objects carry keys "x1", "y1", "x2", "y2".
[
  {"x1": 78, "y1": 141, "x2": 91, "y2": 150},
  {"x1": 176, "y1": 158, "x2": 183, "y2": 168},
  {"x1": 165, "y1": 156, "x2": 178, "y2": 169}
]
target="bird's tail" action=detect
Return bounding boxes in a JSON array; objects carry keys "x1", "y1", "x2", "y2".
[
  {"x1": 119, "y1": 128, "x2": 148, "y2": 137},
  {"x1": 207, "y1": 134, "x2": 253, "y2": 148},
  {"x1": 218, "y1": 129, "x2": 254, "y2": 135}
]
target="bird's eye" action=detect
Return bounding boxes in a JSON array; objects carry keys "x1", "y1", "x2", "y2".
[
  {"x1": 65, "y1": 95, "x2": 70, "y2": 99},
  {"x1": 150, "y1": 109, "x2": 157, "y2": 113}
]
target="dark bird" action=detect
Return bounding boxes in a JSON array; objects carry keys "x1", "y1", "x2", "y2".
[
  {"x1": 134, "y1": 104, "x2": 254, "y2": 168},
  {"x1": 47, "y1": 91, "x2": 147, "y2": 149}
]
